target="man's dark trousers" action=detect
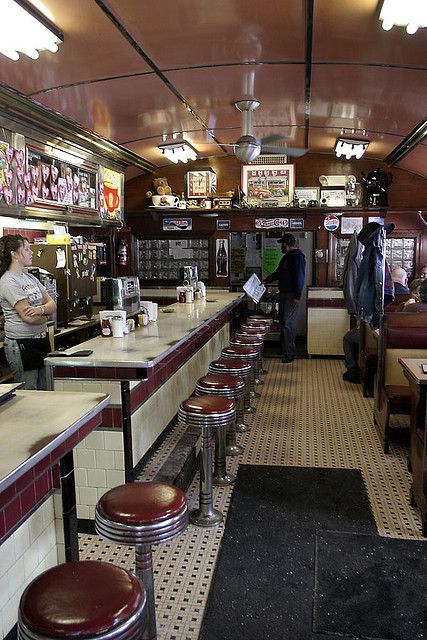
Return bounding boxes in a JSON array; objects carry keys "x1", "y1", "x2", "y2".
[{"x1": 279, "y1": 292, "x2": 299, "y2": 359}]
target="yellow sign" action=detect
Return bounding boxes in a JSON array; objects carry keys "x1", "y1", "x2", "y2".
[
  {"x1": 231, "y1": 248, "x2": 247, "y2": 273},
  {"x1": 103, "y1": 168, "x2": 122, "y2": 220}
]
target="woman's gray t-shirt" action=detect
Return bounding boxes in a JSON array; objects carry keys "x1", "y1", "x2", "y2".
[{"x1": 0, "y1": 271, "x2": 47, "y2": 338}]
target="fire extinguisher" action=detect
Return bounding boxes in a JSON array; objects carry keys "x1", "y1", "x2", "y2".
[{"x1": 117, "y1": 238, "x2": 128, "y2": 266}]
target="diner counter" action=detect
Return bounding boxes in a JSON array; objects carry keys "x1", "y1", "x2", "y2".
[
  {"x1": 45, "y1": 292, "x2": 243, "y2": 371},
  {"x1": 0, "y1": 387, "x2": 110, "y2": 493}
]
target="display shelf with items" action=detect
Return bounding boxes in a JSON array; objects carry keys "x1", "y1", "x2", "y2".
[
  {"x1": 334, "y1": 236, "x2": 416, "y2": 284},
  {"x1": 137, "y1": 238, "x2": 209, "y2": 282},
  {"x1": 385, "y1": 237, "x2": 415, "y2": 279}
]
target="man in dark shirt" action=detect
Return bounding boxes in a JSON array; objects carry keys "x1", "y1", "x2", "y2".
[
  {"x1": 264, "y1": 233, "x2": 306, "y2": 363},
  {"x1": 391, "y1": 267, "x2": 409, "y2": 295}
]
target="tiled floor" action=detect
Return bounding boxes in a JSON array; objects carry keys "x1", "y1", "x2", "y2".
[{"x1": 80, "y1": 357, "x2": 423, "y2": 640}]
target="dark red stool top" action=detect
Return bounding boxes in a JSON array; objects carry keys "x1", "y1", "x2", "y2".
[
  {"x1": 222, "y1": 346, "x2": 258, "y2": 356},
  {"x1": 20, "y1": 561, "x2": 144, "y2": 638},
  {"x1": 98, "y1": 482, "x2": 187, "y2": 526},
  {"x1": 210, "y1": 358, "x2": 252, "y2": 372},
  {"x1": 197, "y1": 374, "x2": 243, "y2": 389},
  {"x1": 180, "y1": 395, "x2": 235, "y2": 414}
]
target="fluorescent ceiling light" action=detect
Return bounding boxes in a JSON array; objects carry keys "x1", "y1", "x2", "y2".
[
  {"x1": 0, "y1": 0, "x2": 63, "y2": 62},
  {"x1": 335, "y1": 138, "x2": 369, "y2": 160},
  {"x1": 158, "y1": 138, "x2": 198, "y2": 164},
  {"x1": 379, "y1": 0, "x2": 427, "y2": 34}
]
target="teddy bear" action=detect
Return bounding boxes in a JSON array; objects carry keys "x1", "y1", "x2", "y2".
[{"x1": 146, "y1": 177, "x2": 172, "y2": 199}]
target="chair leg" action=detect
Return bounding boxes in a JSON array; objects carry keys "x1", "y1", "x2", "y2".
[{"x1": 135, "y1": 544, "x2": 156, "y2": 640}]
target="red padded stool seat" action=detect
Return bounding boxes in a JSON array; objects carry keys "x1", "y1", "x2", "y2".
[
  {"x1": 222, "y1": 345, "x2": 260, "y2": 401},
  {"x1": 179, "y1": 394, "x2": 236, "y2": 528},
  {"x1": 18, "y1": 561, "x2": 146, "y2": 640},
  {"x1": 209, "y1": 358, "x2": 253, "y2": 420},
  {"x1": 96, "y1": 483, "x2": 188, "y2": 640},
  {"x1": 196, "y1": 374, "x2": 245, "y2": 472},
  {"x1": 231, "y1": 335, "x2": 265, "y2": 385}
]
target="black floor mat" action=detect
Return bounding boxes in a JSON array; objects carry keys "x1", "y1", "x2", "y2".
[
  {"x1": 199, "y1": 465, "x2": 377, "y2": 640},
  {"x1": 314, "y1": 530, "x2": 427, "y2": 640}
]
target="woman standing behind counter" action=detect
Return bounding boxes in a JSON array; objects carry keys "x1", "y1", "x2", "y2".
[{"x1": 0, "y1": 234, "x2": 56, "y2": 389}]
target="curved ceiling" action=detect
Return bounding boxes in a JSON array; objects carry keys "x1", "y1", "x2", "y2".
[{"x1": 1, "y1": 0, "x2": 427, "y2": 178}]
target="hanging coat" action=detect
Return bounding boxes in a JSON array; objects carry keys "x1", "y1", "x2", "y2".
[{"x1": 342, "y1": 230, "x2": 363, "y2": 314}]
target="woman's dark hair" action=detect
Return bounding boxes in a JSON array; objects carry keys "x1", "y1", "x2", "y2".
[
  {"x1": 0, "y1": 234, "x2": 27, "y2": 277},
  {"x1": 420, "y1": 279, "x2": 427, "y2": 303}
]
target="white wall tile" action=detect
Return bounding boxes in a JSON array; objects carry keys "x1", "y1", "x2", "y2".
[
  {"x1": 75, "y1": 468, "x2": 88, "y2": 487},
  {"x1": 76, "y1": 504, "x2": 89, "y2": 520},
  {"x1": 13, "y1": 524, "x2": 30, "y2": 560},
  {"x1": 106, "y1": 469, "x2": 124, "y2": 488},
  {"x1": 95, "y1": 450, "x2": 115, "y2": 469},
  {"x1": 114, "y1": 451, "x2": 125, "y2": 470},
  {"x1": 84, "y1": 431, "x2": 105, "y2": 450},
  {"x1": 0, "y1": 573, "x2": 9, "y2": 609},
  {"x1": 104, "y1": 431, "x2": 123, "y2": 451},
  {"x1": 75, "y1": 449, "x2": 96, "y2": 468},
  {"x1": 7, "y1": 557, "x2": 24, "y2": 600},
  {"x1": 79, "y1": 486, "x2": 98, "y2": 506},
  {"x1": 87, "y1": 468, "x2": 107, "y2": 488},
  {"x1": 0, "y1": 537, "x2": 16, "y2": 576}
]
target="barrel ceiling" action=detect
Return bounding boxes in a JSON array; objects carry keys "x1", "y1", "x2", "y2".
[{"x1": 1, "y1": 0, "x2": 427, "y2": 178}]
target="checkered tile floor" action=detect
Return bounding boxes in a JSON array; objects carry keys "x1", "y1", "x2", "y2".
[{"x1": 80, "y1": 358, "x2": 423, "y2": 639}]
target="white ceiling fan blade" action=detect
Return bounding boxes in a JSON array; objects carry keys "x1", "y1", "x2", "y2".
[{"x1": 261, "y1": 145, "x2": 308, "y2": 157}]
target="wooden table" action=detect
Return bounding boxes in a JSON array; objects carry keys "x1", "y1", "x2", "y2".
[{"x1": 399, "y1": 358, "x2": 427, "y2": 536}]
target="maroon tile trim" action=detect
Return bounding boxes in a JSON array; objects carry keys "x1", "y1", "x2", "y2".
[{"x1": 306, "y1": 299, "x2": 346, "y2": 308}]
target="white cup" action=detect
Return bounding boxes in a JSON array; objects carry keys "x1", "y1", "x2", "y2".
[
  {"x1": 111, "y1": 316, "x2": 124, "y2": 338},
  {"x1": 151, "y1": 195, "x2": 180, "y2": 207}
]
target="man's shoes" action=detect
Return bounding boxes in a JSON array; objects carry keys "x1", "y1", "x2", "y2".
[
  {"x1": 282, "y1": 356, "x2": 295, "y2": 363},
  {"x1": 342, "y1": 368, "x2": 360, "y2": 383}
]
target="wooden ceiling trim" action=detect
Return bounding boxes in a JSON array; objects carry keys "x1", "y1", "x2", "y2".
[{"x1": 304, "y1": 0, "x2": 314, "y2": 150}]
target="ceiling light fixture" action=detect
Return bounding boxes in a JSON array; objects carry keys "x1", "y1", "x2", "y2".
[
  {"x1": 158, "y1": 137, "x2": 198, "y2": 164},
  {"x1": 379, "y1": 0, "x2": 427, "y2": 35},
  {"x1": 335, "y1": 138, "x2": 369, "y2": 160},
  {"x1": 0, "y1": 0, "x2": 63, "y2": 61}
]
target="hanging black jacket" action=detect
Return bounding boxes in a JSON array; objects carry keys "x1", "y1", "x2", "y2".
[{"x1": 265, "y1": 249, "x2": 306, "y2": 299}]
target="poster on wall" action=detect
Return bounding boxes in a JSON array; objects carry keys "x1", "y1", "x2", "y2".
[
  {"x1": 103, "y1": 167, "x2": 123, "y2": 221},
  {"x1": 241, "y1": 164, "x2": 295, "y2": 207},
  {"x1": 215, "y1": 238, "x2": 229, "y2": 277}
]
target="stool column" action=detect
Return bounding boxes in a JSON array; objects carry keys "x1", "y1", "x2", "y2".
[
  {"x1": 135, "y1": 545, "x2": 156, "y2": 640},
  {"x1": 213, "y1": 425, "x2": 235, "y2": 485},
  {"x1": 192, "y1": 425, "x2": 223, "y2": 526}
]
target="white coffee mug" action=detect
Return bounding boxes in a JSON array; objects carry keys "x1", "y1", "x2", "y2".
[{"x1": 151, "y1": 195, "x2": 180, "y2": 207}]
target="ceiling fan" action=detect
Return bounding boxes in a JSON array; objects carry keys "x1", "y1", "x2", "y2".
[{"x1": 221, "y1": 99, "x2": 308, "y2": 163}]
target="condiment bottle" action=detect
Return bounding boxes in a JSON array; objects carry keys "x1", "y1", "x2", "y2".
[
  {"x1": 179, "y1": 291, "x2": 186, "y2": 303},
  {"x1": 101, "y1": 318, "x2": 112, "y2": 337}
]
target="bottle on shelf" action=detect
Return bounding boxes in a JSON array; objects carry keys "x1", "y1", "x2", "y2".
[
  {"x1": 216, "y1": 240, "x2": 228, "y2": 276},
  {"x1": 117, "y1": 238, "x2": 128, "y2": 266},
  {"x1": 179, "y1": 192, "x2": 187, "y2": 209}
]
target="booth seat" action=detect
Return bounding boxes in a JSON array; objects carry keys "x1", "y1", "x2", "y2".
[{"x1": 373, "y1": 313, "x2": 427, "y2": 453}]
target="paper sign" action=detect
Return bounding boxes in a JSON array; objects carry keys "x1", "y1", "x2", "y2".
[
  {"x1": 263, "y1": 248, "x2": 281, "y2": 275},
  {"x1": 243, "y1": 273, "x2": 266, "y2": 303},
  {"x1": 56, "y1": 248, "x2": 66, "y2": 268}
]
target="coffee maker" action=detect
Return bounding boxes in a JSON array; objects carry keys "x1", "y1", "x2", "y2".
[{"x1": 181, "y1": 266, "x2": 198, "y2": 290}]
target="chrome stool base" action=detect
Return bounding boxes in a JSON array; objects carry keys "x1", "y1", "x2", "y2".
[
  {"x1": 236, "y1": 420, "x2": 250, "y2": 432},
  {"x1": 190, "y1": 508, "x2": 223, "y2": 528},
  {"x1": 213, "y1": 471, "x2": 235, "y2": 486}
]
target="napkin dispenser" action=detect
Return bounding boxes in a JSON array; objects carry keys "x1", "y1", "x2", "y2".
[
  {"x1": 99, "y1": 309, "x2": 127, "y2": 332},
  {"x1": 140, "y1": 301, "x2": 158, "y2": 322}
]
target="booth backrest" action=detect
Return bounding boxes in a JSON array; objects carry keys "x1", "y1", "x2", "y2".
[{"x1": 381, "y1": 313, "x2": 427, "y2": 386}]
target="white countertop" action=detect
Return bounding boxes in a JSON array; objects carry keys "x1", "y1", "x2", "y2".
[
  {"x1": 45, "y1": 292, "x2": 243, "y2": 369},
  {"x1": 0, "y1": 389, "x2": 110, "y2": 492}
]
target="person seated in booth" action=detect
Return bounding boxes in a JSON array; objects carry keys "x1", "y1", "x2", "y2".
[
  {"x1": 419, "y1": 265, "x2": 427, "y2": 280},
  {"x1": 391, "y1": 266, "x2": 409, "y2": 295},
  {"x1": 402, "y1": 279, "x2": 427, "y2": 312},
  {"x1": 397, "y1": 278, "x2": 422, "y2": 310}
]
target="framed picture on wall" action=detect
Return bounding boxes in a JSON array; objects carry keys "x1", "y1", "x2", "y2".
[
  {"x1": 241, "y1": 163, "x2": 295, "y2": 207},
  {"x1": 320, "y1": 188, "x2": 346, "y2": 207}
]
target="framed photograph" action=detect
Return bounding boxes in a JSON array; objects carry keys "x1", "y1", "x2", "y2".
[
  {"x1": 294, "y1": 186, "x2": 319, "y2": 205},
  {"x1": 340, "y1": 216, "x2": 363, "y2": 235},
  {"x1": 241, "y1": 163, "x2": 295, "y2": 207},
  {"x1": 320, "y1": 188, "x2": 346, "y2": 207}
]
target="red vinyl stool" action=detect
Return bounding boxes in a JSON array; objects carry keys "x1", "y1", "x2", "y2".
[
  {"x1": 96, "y1": 483, "x2": 188, "y2": 640},
  {"x1": 221, "y1": 346, "x2": 259, "y2": 406},
  {"x1": 196, "y1": 374, "x2": 245, "y2": 473},
  {"x1": 209, "y1": 358, "x2": 252, "y2": 430},
  {"x1": 245, "y1": 316, "x2": 273, "y2": 328},
  {"x1": 178, "y1": 395, "x2": 236, "y2": 527},
  {"x1": 231, "y1": 335, "x2": 265, "y2": 386},
  {"x1": 18, "y1": 561, "x2": 146, "y2": 640}
]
